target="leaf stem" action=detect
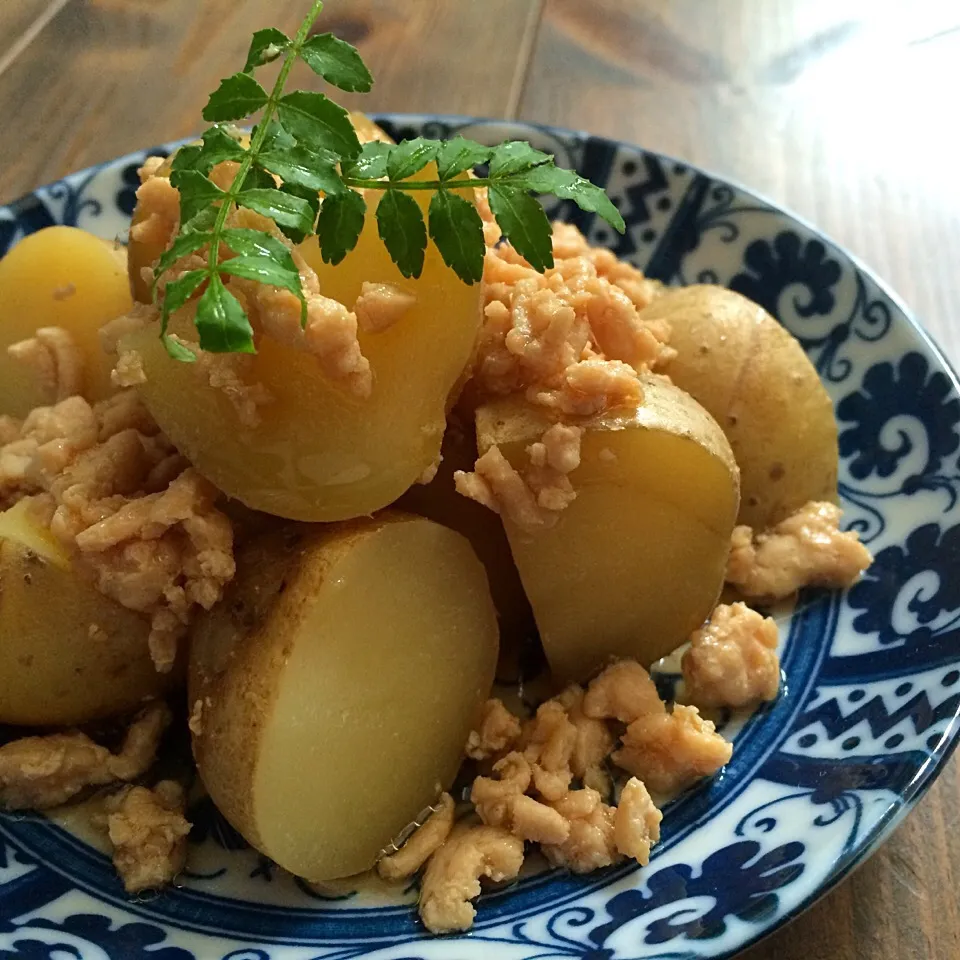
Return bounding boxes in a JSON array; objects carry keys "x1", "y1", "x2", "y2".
[{"x1": 206, "y1": 1, "x2": 326, "y2": 283}]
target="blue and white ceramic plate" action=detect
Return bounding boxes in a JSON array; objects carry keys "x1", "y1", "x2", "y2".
[{"x1": 2, "y1": 116, "x2": 959, "y2": 960}]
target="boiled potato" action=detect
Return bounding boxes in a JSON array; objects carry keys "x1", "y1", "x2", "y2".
[
  {"x1": 0, "y1": 226, "x2": 132, "y2": 416},
  {"x1": 126, "y1": 167, "x2": 482, "y2": 522},
  {"x1": 642, "y1": 285, "x2": 838, "y2": 528},
  {"x1": 189, "y1": 512, "x2": 498, "y2": 882},
  {"x1": 476, "y1": 375, "x2": 740, "y2": 683},
  {"x1": 398, "y1": 418, "x2": 534, "y2": 646},
  {"x1": 0, "y1": 500, "x2": 176, "y2": 726}
]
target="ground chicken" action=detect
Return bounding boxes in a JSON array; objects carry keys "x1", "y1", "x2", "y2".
[
  {"x1": 354, "y1": 281, "x2": 417, "y2": 333},
  {"x1": 0, "y1": 393, "x2": 235, "y2": 671},
  {"x1": 614, "y1": 777, "x2": 662, "y2": 863},
  {"x1": 556, "y1": 685, "x2": 614, "y2": 795},
  {"x1": 583, "y1": 660, "x2": 667, "y2": 724},
  {"x1": 614, "y1": 704, "x2": 733, "y2": 795},
  {"x1": 683, "y1": 602, "x2": 781, "y2": 709},
  {"x1": 193, "y1": 351, "x2": 274, "y2": 429},
  {"x1": 465, "y1": 699, "x2": 522, "y2": 761},
  {"x1": 106, "y1": 780, "x2": 190, "y2": 893},
  {"x1": 520, "y1": 700, "x2": 578, "y2": 801},
  {"x1": 129, "y1": 173, "x2": 179, "y2": 250},
  {"x1": 541, "y1": 787, "x2": 620, "y2": 873},
  {"x1": 727, "y1": 501, "x2": 873, "y2": 599},
  {"x1": 528, "y1": 358, "x2": 644, "y2": 416},
  {"x1": 419, "y1": 822, "x2": 525, "y2": 934},
  {"x1": 0, "y1": 702, "x2": 171, "y2": 811},
  {"x1": 377, "y1": 793, "x2": 455, "y2": 881},
  {"x1": 7, "y1": 327, "x2": 84, "y2": 403},
  {"x1": 471, "y1": 752, "x2": 569, "y2": 844},
  {"x1": 454, "y1": 424, "x2": 583, "y2": 532}
]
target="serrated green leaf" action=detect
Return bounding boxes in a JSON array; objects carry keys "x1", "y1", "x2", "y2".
[
  {"x1": 342, "y1": 141, "x2": 390, "y2": 180},
  {"x1": 236, "y1": 187, "x2": 314, "y2": 234},
  {"x1": 275, "y1": 182, "x2": 321, "y2": 244},
  {"x1": 243, "y1": 27, "x2": 290, "y2": 73},
  {"x1": 376, "y1": 190, "x2": 427, "y2": 279},
  {"x1": 202, "y1": 72, "x2": 269, "y2": 122},
  {"x1": 278, "y1": 91, "x2": 362, "y2": 159},
  {"x1": 258, "y1": 118, "x2": 298, "y2": 152},
  {"x1": 170, "y1": 170, "x2": 226, "y2": 224},
  {"x1": 221, "y1": 227, "x2": 299, "y2": 273},
  {"x1": 195, "y1": 274, "x2": 256, "y2": 353},
  {"x1": 162, "y1": 334, "x2": 197, "y2": 363},
  {"x1": 488, "y1": 184, "x2": 553, "y2": 272},
  {"x1": 428, "y1": 190, "x2": 484, "y2": 284},
  {"x1": 160, "y1": 269, "x2": 208, "y2": 343},
  {"x1": 316, "y1": 189, "x2": 366, "y2": 265},
  {"x1": 181, "y1": 205, "x2": 219, "y2": 235},
  {"x1": 436, "y1": 137, "x2": 493, "y2": 180},
  {"x1": 299, "y1": 33, "x2": 373, "y2": 93},
  {"x1": 386, "y1": 138, "x2": 439, "y2": 181},
  {"x1": 195, "y1": 126, "x2": 246, "y2": 172},
  {"x1": 258, "y1": 144, "x2": 344, "y2": 195},
  {"x1": 153, "y1": 232, "x2": 214, "y2": 285},
  {"x1": 239, "y1": 165, "x2": 278, "y2": 191},
  {"x1": 171, "y1": 144, "x2": 203, "y2": 174},
  {"x1": 515, "y1": 164, "x2": 625, "y2": 233},
  {"x1": 488, "y1": 141, "x2": 553, "y2": 178},
  {"x1": 219, "y1": 255, "x2": 306, "y2": 326}
]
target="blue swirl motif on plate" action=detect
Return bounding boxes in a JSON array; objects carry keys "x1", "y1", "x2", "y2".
[{"x1": 2, "y1": 116, "x2": 960, "y2": 960}]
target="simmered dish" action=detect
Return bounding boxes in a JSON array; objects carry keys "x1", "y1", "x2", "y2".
[{"x1": 0, "y1": 7, "x2": 873, "y2": 938}]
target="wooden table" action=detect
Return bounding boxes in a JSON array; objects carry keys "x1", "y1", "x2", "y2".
[{"x1": 2, "y1": 2, "x2": 958, "y2": 957}]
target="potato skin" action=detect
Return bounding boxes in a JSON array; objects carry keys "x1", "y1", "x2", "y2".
[
  {"x1": 0, "y1": 537, "x2": 177, "y2": 725},
  {"x1": 189, "y1": 512, "x2": 499, "y2": 880},
  {"x1": 643, "y1": 285, "x2": 838, "y2": 528}
]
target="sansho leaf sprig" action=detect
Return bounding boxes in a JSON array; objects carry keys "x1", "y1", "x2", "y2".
[{"x1": 154, "y1": 0, "x2": 625, "y2": 360}]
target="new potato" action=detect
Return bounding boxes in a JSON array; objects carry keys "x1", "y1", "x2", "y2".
[
  {"x1": 0, "y1": 500, "x2": 176, "y2": 726},
  {"x1": 0, "y1": 226, "x2": 132, "y2": 416},
  {"x1": 189, "y1": 512, "x2": 498, "y2": 882},
  {"x1": 477, "y1": 375, "x2": 740, "y2": 683},
  {"x1": 642, "y1": 285, "x2": 838, "y2": 528},
  {"x1": 126, "y1": 168, "x2": 483, "y2": 522}
]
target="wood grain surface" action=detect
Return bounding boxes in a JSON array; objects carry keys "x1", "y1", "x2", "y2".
[{"x1": 2, "y1": 3, "x2": 958, "y2": 958}]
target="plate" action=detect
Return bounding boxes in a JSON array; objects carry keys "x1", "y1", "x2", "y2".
[{"x1": 2, "y1": 115, "x2": 960, "y2": 960}]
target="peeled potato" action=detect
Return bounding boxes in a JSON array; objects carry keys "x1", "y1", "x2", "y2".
[
  {"x1": 642, "y1": 285, "x2": 838, "y2": 528},
  {"x1": 189, "y1": 512, "x2": 498, "y2": 882},
  {"x1": 126, "y1": 169, "x2": 482, "y2": 522},
  {"x1": 477, "y1": 375, "x2": 740, "y2": 683},
  {"x1": 0, "y1": 226, "x2": 132, "y2": 416},
  {"x1": 0, "y1": 500, "x2": 175, "y2": 725}
]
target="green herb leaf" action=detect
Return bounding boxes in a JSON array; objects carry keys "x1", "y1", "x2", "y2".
[
  {"x1": 181, "y1": 205, "x2": 219, "y2": 235},
  {"x1": 239, "y1": 166, "x2": 278, "y2": 191},
  {"x1": 162, "y1": 269, "x2": 208, "y2": 320},
  {"x1": 516, "y1": 164, "x2": 625, "y2": 233},
  {"x1": 236, "y1": 187, "x2": 315, "y2": 234},
  {"x1": 162, "y1": 335, "x2": 197, "y2": 363},
  {"x1": 436, "y1": 137, "x2": 493, "y2": 180},
  {"x1": 275, "y1": 181, "x2": 321, "y2": 243},
  {"x1": 219, "y1": 255, "x2": 306, "y2": 325},
  {"x1": 170, "y1": 144, "x2": 203, "y2": 174},
  {"x1": 428, "y1": 189, "x2": 485, "y2": 284},
  {"x1": 221, "y1": 228, "x2": 300, "y2": 273},
  {"x1": 278, "y1": 91, "x2": 362, "y2": 159},
  {"x1": 169, "y1": 170, "x2": 226, "y2": 224},
  {"x1": 199, "y1": 126, "x2": 246, "y2": 166},
  {"x1": 488, "y1": 141, "x2": 553, "y2": 178},
  {"x1": 342, "y1": 140, "x2": 390, "y2": 179},
  {"x1": 202, "y1": 73, "x2": 269, "y2": 122},
  {"x1": 195, "y1": 274, "x2": 256, "y2": 353},
  {"x1": 386, "y1": 138, "x2": 439, "y2": 181},
  {"x1": 153, "y1": 232, "x2": 214, "y2": 286},
  {"x1": 258, "y1": 118, "x2": 298, "y2": 152},
  {"x1": 315, "y1": 189, "x2": 366, "y2": 264},
  {"x1": 377, "y1": 190, "x2": 427, "y2": 279},
  {"x1": 488, "y1": 184, "x2": 553, "y2": 271},
  {"x1": 243, "y1": 27, "x2": 291, "y2": 73},
  {"x1": 258, "y1": 144, "x2": 344, "y2": 195},
  {"x1": 299, "y1": 32, "x2": 373, "y2": 92}
]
